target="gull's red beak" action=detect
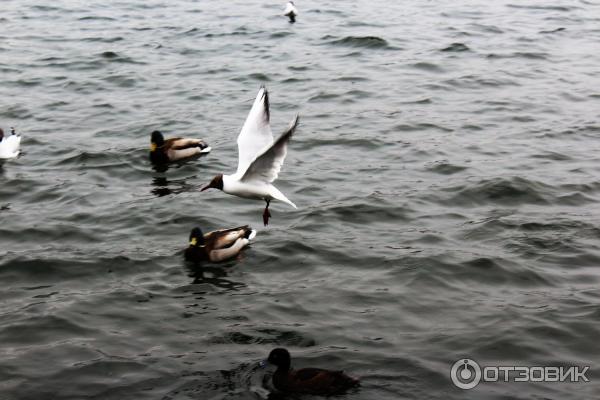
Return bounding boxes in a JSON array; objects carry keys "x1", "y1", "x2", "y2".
[{"x1": 200, "y1": 184, "x2": 210, "y2": 192}]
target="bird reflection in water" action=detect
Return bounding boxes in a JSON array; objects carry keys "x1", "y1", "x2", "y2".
[
  {"x1": 151, "y1": 176, "x2": 171, "y2": 197},
  {"x1": 152, "y1": 162, "x2": 169, "y2": 173},
  {"x1": 151, "y1": 176, "x2": 196, "y2": 197},
  {"x1": 151, "y1": 152, "x2": 207, "y2": 174},
  {"x1": 185, "y1": 262, "x2": 246, "y2": 292}
]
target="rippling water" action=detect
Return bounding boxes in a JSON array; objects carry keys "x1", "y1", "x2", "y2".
[{"x1": 1, "y1": 0, "x2": 600, "y2": 398}]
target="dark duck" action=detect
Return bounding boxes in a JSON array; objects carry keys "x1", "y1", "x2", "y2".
[
  {"x1": 149, "y1": 130, "x2": 210, "y2": 165},
  {"x1": 264, "y1": 348, "x2": 360, "y2": 396}
]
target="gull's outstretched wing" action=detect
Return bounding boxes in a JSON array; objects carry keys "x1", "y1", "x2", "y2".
[
  {"x1": 236, "y1": 87, "x2": 273, "y2": 176},
  {"x1": 241, "y1": 114, "x2": 299, "y2": 183}
]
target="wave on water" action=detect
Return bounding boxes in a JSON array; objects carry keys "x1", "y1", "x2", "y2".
[
  {"x1": 231, "y1": 72, "x2": 271, "y2": 83},
  {"x1": 82, "y1": 36, "x2": 124, "y2": 43},
  {"x1": 208, "y1": 328, "x2": 316, "y2": 346},
  {"x1": 409, "y1": 62, "x2": 445, "y2": 73},
  {"x1": 444, "y1": 74, "x2": 520, "y2": 89},
  {"x1": 77, "y1": 16, "x2": 116, "y2": 21},
  {"x1": 269, "y1": 31, "x2": 293, "y2": 39},
  {"x1": 426, "y1": 161, "x2": 468, "y2": 175},
  {"x1": 435, "y1": 176, "x2": 600, "y2": 209},
  {"x1": 468, "y1": 23, "x2": 504, "y2": 34},
  {"x1": 486, "y1": 51, "x2": 549, "y2": 60},
  {"x1": 98, "y1": 51, "x2": 143, "y2": 64},
  {"x1": 539, "y1": 27, "x2": 566, "y2": 34},
  {"x1": 30, "y1": 5, "x2": 66, "y2": 12},
  {"x1": 440, "y1": 42, "x2": 470, "y2": 52},
  {"x1": 441, "y1": 177, "x2": 553, "y2": 206},
  {"x1": 323, "y1": 35, "x2": 392, "y2": 49},
  {"x1": 506, "y1": 4, "x2": 578, "y2": 12}
]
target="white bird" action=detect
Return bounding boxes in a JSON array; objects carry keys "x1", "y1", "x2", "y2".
[
  {"x1": 0, "y1": 128, "x2": 21, "y2": 160},
  {"x1": 284, "y1": 1, "x2": 298, "y2": 23},
  {"x1": 202, "y1": 86, "x2": 299, "y2": 226}
]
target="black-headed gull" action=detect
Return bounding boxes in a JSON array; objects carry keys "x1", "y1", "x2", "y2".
[
  {"x1": 0, "y1": 127, "x2": 21, "y2": 160},
  {"x1": 149, "y1": 130, "x2": 211, "y2": 165},
  {"x1": 284, "y1": 1, "x2": 298, "y2": 23},
  {"x1": 202, "y1": 86, "x2": 299, "y2": 226}
]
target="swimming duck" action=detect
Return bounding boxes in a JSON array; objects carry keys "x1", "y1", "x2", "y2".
[
  {"x1": 284, "y1": 1, "x2": 298, "y2": 23},
  {"x1": 149, "y1": 130, "x2": 211, "y2": 164},
  {"x1": 184, "y1": 226, "x2": 256, "y2": 263},
  {"x1": 264, "y1": 348, "x2": 360, "y2": 395},
  {"x1": 0, "y1": 127, "x2": 21, "y2": 160},
  {"x1": 201, "y1": 87, "x2": 299, "y2": 226}
]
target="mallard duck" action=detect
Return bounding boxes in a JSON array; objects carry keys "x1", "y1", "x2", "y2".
[
  {"x1": 0, "y1": 127, "x2": 21, "y2": 160},
  {"x1": 184, "y1": 226, "x2": 256, "y2": 263},
  {"x1": 263, "y1": 348, "x2": 360, "y2": 395},
  {"x1": 201, "y1": 87, "x2": 299, "y2": 226},
  {"x1": 149, "y1": 130, "x2": 211, "y2": 164}
]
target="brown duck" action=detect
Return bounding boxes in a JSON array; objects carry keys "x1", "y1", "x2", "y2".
[
  {"x1": 264, "y1": 348, "x2": 360, "y2": 396},
  {"x1": 149, "y1": 130, "x2": 211, "y2": 164},
  {"x1": 184, "y1": 226, "x2": 256, "y2": 263}
]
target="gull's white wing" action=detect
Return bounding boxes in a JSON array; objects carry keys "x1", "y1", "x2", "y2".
[
  {"x1": 241, "y1": 114, "x2": 299, "y2": 183},
  {"x1": 0, "y1": 135, "x2": 21, "y2": 159},
  {"x1": 236, "y1": 87, "x2": 273, "y2": 176}
]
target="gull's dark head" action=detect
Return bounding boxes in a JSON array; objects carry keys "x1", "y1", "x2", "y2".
[
  {"x1": 150, "y1": 130, "x2": 165, "y2": 151},
  {"x1": 188, "y1": 227, "x2": 206, "y2": 247},
  {"x1": 267, "y1": 348, "x2": 292, "y2": 371},
  {"x1": 0, "y1": 128, "x2": 4, "y2": 141},
  {"x1": 201, "y1": 174, "x2": 224, "y2": 192}
]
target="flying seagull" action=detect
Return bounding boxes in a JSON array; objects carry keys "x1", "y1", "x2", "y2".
[
  {"x1": 202, "y1": 87, "x2": 299, "y2": 226},
  {"x1": 284, "y1": 1, "x2": 298, "y2": 23}
]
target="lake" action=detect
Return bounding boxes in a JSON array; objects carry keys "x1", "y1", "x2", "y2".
[{"x1": 1, "y1": 0, "x2": 599, "y2": 398}]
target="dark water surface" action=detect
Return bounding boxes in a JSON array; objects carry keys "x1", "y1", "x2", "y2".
[{"x1": 1, "y1": 0, "x2": 600, "y2": 399}]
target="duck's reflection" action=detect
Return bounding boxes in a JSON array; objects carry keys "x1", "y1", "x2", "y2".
[
  {"x1": 151, "y1": 176, "x2": 171, "y2": 196},
  {"x1": 151, "y1": 152, "x2": 207, "y2": 174},
  {"x1": 151, "y1": 176, "x2": 197, "y2": 197},
  {"x1": 185, "y1": 262, "x2": 246, "y2": 292},
  {"x1": 152, "y1": 163, "x2": 170, "y2": 173}
]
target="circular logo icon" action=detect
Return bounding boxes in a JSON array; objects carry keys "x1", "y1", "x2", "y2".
[{"x1": 451, "y1": 358, "x2": 481, "y2": 390}]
